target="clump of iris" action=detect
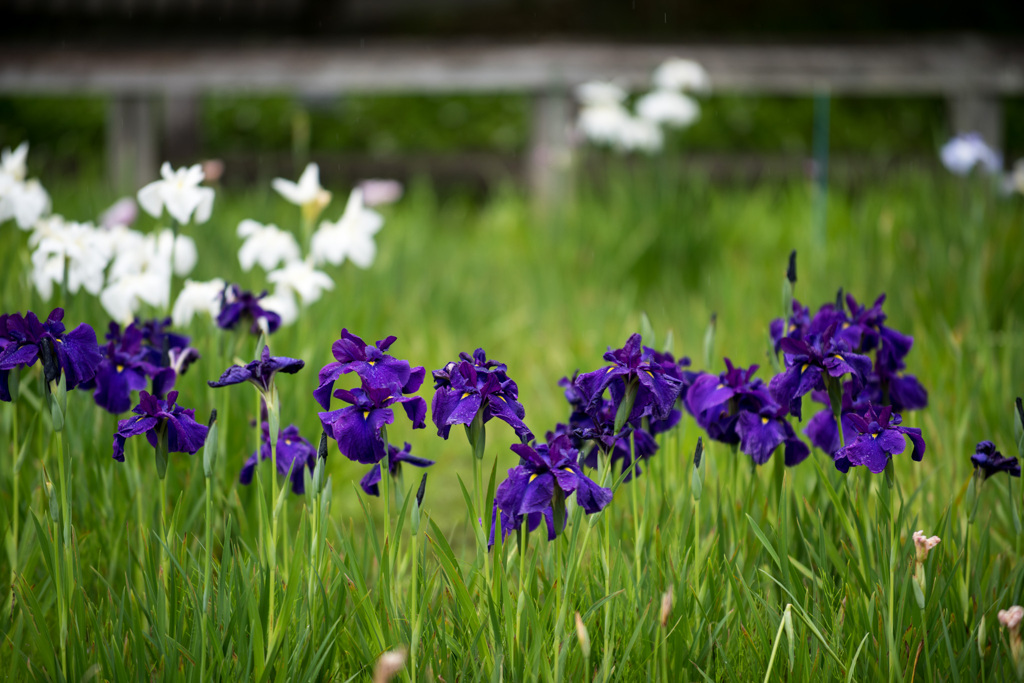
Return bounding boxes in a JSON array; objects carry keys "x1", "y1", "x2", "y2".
[{"x1": 492, "y1": 433, "x2": 612, "y2": 544}]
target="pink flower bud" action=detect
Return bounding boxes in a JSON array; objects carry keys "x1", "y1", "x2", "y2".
[{"x1": 912, "y1": 530, "x2": 940, "y2": 563}]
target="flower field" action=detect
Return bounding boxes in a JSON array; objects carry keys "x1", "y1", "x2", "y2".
[{"x1": 1, "y1": 145, "x2": 1023, "y2": 682}]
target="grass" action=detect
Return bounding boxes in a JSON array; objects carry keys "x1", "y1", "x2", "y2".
[{"x1": 1, "y1": 161, "x2": 1023, "y2": 681}]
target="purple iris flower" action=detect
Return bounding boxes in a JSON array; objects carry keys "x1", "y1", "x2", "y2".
[
  {"x1": 0, "y1": 308, "x2": 101, "y2": 400},
  {"x1": 431, "y1": 349, "x2": 532, "y2": 443},
  {"x1": 685, "y1": 359, "x2": 776, "y2": 445},
  {"x1": 970, "y1": 440, "x2": 1020, "y2": 479},
  {"x1": 492, "y1": 433, "x2": 612, "y2": 544},
  {"x1": 319, "y1": 380, "x2": 427, "y2": 464},
  {"x1": 240, "y1": 423, "x2": 317, "y2": 494},
  {"x1": 360, "y1": 442, "x2": 435, "y2": 496},
  {"x1": 217, "y1": 284, "x2": 281, "y2": 335},
  {"x1": 832, "y1": 404, "x2": 925, "y2": 473},
  {"x1": 90, "y1": 322, "x2": 155, "y2": 414},
  {"x1": 112, "y1": 390, "x2": 209, "y2": 462},
  {"x1": 314, "y1": 329, "x2": 425, "y2": 410},
  {"x1": 137, "y1": 317, "x2": 191, "y2": 367},
  {"x1": 769, "y1": 323, "x2": 872, "y2": 416},
  {"x1": 770, "y1": 300, "x2": 812, "y2": 353},
  {"x1": 735, "y1": 406, "x2": 810, "y2": 466},
  {"x1": 576, "y1": 421, "x2": 658, "y2": 482},
  {"x1": 208, "y1": 345, "x2": 305, "y2": 395},
  {"x1": 574, "y1": 334, "x2": 685, "y2": 425}
]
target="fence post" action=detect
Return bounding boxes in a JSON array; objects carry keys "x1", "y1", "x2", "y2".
[
  {"x1": 163, "y1": 91, "x2": 202, "y2": 163},
  {"x1": 107, "y1": 94, "x2": 157, "y2": 192},
  {"x1": 948, "y1": 94, "x2": 1004, "y2": 154},
  {"x1": 527, "y1": 89, "x2": 573, "y2": 206}
]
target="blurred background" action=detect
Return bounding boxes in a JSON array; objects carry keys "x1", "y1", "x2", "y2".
[{"x1": 2, "y1": 0, "x2": 1024, "y2": 191}]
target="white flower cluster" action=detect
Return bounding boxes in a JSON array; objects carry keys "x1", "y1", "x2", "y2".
[
  {"x1": 575, "y1": 58, "x2": 710, "y2": 154},
  {"x1": 1, "y1": 146, "x2": 212, "y2": 325},
  {"x1": 0, "y1": 142, "x2": 51, "y2": 230},
  {"x1": 23, "y1": 212, "x2": 199, "y2": 324},
  {"x1": 939, "y1": 132, "x2": 1024, "y2": 196},
  {"x1": 220, "y1": 162, "x2": 394, "y2": 327}
]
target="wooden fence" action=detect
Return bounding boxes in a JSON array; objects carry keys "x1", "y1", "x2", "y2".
[{"x1": 2, "y1": 38, "x2": 1022, "y2": 193}]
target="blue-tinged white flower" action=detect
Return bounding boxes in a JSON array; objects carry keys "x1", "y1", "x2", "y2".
[
  {"x1": 171, "y1": 278, "x2": 225, "y2": 327},
  {"x1": 311, "y1": 188, "x2": 383, "y2": 268},
  {"x1": 577, "y1": 102, "x2": 633, "y2": 146},
  {"x1": 0, "y1": 142, "x2": 51, "y2": 230},
  {"x1": 636, "y1": 90, "x2": 700, "y2": 128},
  {"x1": 940, "y1": 133, "x2": 1002, "y2": 176},
  {"x1": 612, "y1": 116, "x2": 664, "y2": 153},
  {"x1": 575, "y1": 81, "x2": 628, "y2": 107},
  {"x1": 28, "y1": 216, "x2": 112, "y2": 300},
  {"x1": 237, "y1": 219, "x2": 301, "y2": 272},
  {"x1": 137, "y1": 162, "x2": 215, "y2": 225},
  {"x1": 652, "y1": 59, "x2": 711, "y2": 93},
  {"x1": 358, "y1": 179, "x2": 403, "y2": 207},
  {"x1": 99, "y1": 197, "x2": 138, "y2": 229},
  {"x1": 101, "y1": 228, "x2": 194, "y2": 323},
  {"x1": 1008, "y1": 158, "x2": 1024, "y2": 195},
  {"x1": 272, "y1": 162, "x2": 331, "y2": 223},
  {"x1": 1, "y1": 141, "x2": 29, "y2": 181},
  {"x1": 266, "y1": 258, "x2": 334, "y2": 305},
  {"x1": 0, "y1": 169, "x2": 50, "y2": 230},
  {"x1": 101, "y1": 272, "x2": 169, "y2": 324}
]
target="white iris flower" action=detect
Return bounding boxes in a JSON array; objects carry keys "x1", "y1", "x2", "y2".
[{"x1": 137, "y1": 162, "x2": 215, "y2": 225}]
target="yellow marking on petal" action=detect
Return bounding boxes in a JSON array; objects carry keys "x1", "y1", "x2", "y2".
[
  {"x1": 605, "y1": 367, "x2": 614, "y2": 374},
  {"x1": 871, "y1": 432, "x2": 879, "y2": 439},
  {"x1": 834, "y1": 354, "x2": 845, "y2": 362},
  {"x1": 562, "y1": 466, "x2": 574, "y2": 472},
  {"x1": 55, "y1": 338, "x2": 63, "y2": 343},
  {"x1": 461, "y1": 392, "x2": 471, "y2": 400},
  {"x1": 529, "y1": 474, "x2": 539, "y2": 482},
  {"x1": 285, "y1": 439, "x2": 292, "y2": 445},
  {"x1": 368, "y1": 360, "x2": 376, "y2": 366},
  {"x1": 116, "y1": 364, "x2": 124, "y2": 373},
  {"x1": 761, "y1": 417, "x2": 769, "y2": 425},
  {"x1": 800, "y1": 363, "x2": 809, "y2": 373},
  {"x1": 715, "y1": 383, "x2": 724, "y2": 390},
  {"x1": 363, "y1": 410, "x2": 370, "y2": 419}
]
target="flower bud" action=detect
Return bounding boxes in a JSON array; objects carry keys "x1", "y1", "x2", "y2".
[
  {"x1": 913, "y1": 530, "x2": 940, "y2": 563},
  {"x1": 45, "y1": 480, "x2": 59, "y2": 520},
  {"x1": 659, "y1": 587, "x2": 673, "y2": 628},
  {"x1": 911, "y1": 530, "x2": 940, "y2": 608},
  {"x1": 1000, "y1": 606, "x2": 1024, "y2": 632},
  {"x1": 575, "y1": 612, "x2": 591, "y2": 659},
  {"x1": 317, "y1": 430, "x2": 329, "y2": 461},
  {"x1": 999, "y1": 606, "x2": 1024, "y2": 681},
  {"x1": 202, "y1": 410, "x2": 219, "y2": 479},
  {"x1": 372, "y1": 647, "x2": 407, "y2": 683}
]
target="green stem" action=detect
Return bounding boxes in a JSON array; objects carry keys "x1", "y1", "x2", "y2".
[
  {"x1": 629, "y1": 455, "x2": 642, "y2": 592},
  {"x1": 410, "y1": 529, "x2": 420, "y2": 683},
  {"x1": 380, "y1": 425, "x2": 392, "y2": 550},
  {"x1": 599, "y1": 449, "x2": 614, "y2": 683},
  {"x1": 8, "y1": 400, "x2": 19, "y2": 617},
  {"x1": 159, "y1": 473, "x2": 170, "y2": 631},
  {"x1": 886, "y1": 468, "x2": 897, "y2": 683},
  {"x1": 201, "y1": 477, "x2": 213, "y2": 681},
  {"x1": 55, "y1": 427, "x2": 70, "y2": 676}
]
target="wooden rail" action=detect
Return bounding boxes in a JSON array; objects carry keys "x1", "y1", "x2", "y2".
[{"x1": 2, "y1": 39, "x2": 1021, "y2": 192}]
